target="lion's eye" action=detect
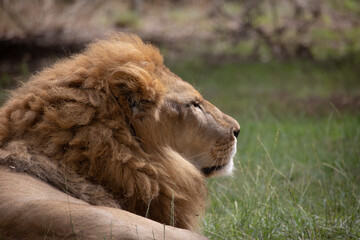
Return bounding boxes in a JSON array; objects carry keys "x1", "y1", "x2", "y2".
[{"x1": 192, "y1": 102, "x2": 202, "y2": 110}]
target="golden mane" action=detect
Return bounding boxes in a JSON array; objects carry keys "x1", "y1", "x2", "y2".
[{"x1": 0, "y1": 33, "x2": 206, "y2": 230}]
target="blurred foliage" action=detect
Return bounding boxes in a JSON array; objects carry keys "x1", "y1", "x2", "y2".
[
  {"x1": 210, "y1": 0, "x2": 360, "y2": 60},
  {"x1": 0, "y1": 0, "x2": 359, "y2": 61},
  {"x1": 114, "y1": 10, "x2": 140, "y2": 28}
]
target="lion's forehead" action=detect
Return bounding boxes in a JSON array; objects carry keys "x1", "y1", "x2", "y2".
[
  {"x1": 159, "y1": 70, "x2": 202, "y2": 101},
  {"x1": 166, "y1": 83, "x2": 200, "y2": 99}
]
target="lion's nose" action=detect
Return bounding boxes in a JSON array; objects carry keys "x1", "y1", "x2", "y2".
[{"x1": 233, "y1": 129, "x2": 240, "y2": 138}]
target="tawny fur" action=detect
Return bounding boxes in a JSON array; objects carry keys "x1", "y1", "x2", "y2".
[{"x1": 0, "y1": 34, "x2": 206, "y2": 230}]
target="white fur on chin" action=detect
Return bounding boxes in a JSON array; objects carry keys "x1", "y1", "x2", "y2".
[{"x1": 212, "y1": 139, "x2": 237, "y2": 177}]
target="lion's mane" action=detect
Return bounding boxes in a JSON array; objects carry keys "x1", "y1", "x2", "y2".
[{"x1": 0, "y1": 34, "x2": 206, "y2": 230}]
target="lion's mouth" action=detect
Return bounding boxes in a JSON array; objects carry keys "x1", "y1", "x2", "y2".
[{"x1": 201, "y1": 162, "x2": 228, "y2": 176}]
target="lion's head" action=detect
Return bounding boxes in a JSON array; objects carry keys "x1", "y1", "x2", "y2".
[
  {"x1": 128, "y1": 66, "x2": 240, "y2": 177},
  {"x1": 0, "y1": 33, "x2": 240, "y2": 231}
]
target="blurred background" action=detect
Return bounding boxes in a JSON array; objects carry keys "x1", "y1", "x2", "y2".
[
  {"x1": 1, "y1": 0, "x2": 360, "y2": 71},
  {"x1": 1, "y1": 0, "x2": 359, "y2": 239}
]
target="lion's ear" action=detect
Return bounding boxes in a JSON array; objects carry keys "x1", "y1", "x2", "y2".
[{"x1": 108, "y1": 64, "x2": 164, "y2": 119}]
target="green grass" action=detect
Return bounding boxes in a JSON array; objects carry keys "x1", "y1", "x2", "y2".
[{"x1": 170, "y1": 59, "x2": 360, "y2": 239}]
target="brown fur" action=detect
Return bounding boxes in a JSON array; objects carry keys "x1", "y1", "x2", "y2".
[
  {"x1": 0, "y1": 34, "x2": 206, "y2": 230},
  {"x1": 0, "y1": 33, "x2": 240, "y2": 233}
]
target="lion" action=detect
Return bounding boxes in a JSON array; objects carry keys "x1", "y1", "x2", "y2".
[{"x1": 0, "y1": 33, "x2": 240, "y2": 239}]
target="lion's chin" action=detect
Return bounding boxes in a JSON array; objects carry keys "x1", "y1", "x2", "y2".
[
  {"x1": 201, "y1": 160, "x2": 234, "y2": 177},
  {"x1": 202, "y1": 139, "x2": 237, "y2": 177}
]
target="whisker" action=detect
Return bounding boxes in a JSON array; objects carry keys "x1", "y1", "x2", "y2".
[
  {"x1": 209, "y1": 155, "x2": 220, "y2": 168},
  {"x1": 186, "y1": 152, "x2": 208, "y2": 159}
]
